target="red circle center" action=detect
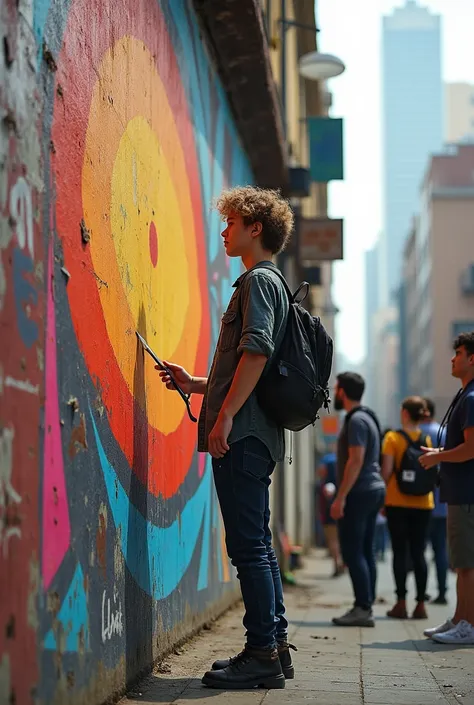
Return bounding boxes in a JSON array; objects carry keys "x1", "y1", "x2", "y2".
[{"x1": 149, "y1": 221, "x2": 158, "y2": 267}]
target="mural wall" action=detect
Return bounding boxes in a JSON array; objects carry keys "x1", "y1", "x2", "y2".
[{"x1": 0, "y1": 1, "x2": 253, "y2": 703}]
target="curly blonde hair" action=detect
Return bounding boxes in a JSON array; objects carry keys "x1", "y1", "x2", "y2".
[{"x1": 215, "y1": 186, "x2": 294, "y2": 254}]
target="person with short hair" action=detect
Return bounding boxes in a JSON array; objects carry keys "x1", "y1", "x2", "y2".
[
  {"x1": 421, "y1": 332, "x2": 474, "y2": 645},
  {"x1": 330, "y1": 372, "x2": 386, "y2": 627}
]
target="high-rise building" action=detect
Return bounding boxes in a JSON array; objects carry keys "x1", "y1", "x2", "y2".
[
  {"x1": 446, "y1": 83, "x2": 474, "y2": 143},
  {"x1": 380, "y1": 0, "x2": 443, "y2": 306},
  {"x1": 401, "y1": 144, "x2": 474, "y2": 414}
]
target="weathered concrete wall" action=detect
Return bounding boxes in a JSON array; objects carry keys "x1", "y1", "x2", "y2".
[{"x1": 0, "y1": 1, "x2": 253, "y2": 703}]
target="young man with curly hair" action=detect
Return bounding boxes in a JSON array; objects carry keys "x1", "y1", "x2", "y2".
[
  {"x1": 421, "y1": 332, "x2": 474, "y2": 644},
  {"x1": 159, "y1": 186, "x2": 294, "y2": 689}
]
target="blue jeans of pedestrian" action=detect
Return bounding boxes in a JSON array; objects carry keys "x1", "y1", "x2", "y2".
[
  {"x1": 212, "y1": 436, "x2": 288, "y2": 649},
  {"x1": 429, "y1": 516, "x2": 448, "y2": 598},
  {"x1": 338, "y1": 488, "x2": 386, "y2": 610}
]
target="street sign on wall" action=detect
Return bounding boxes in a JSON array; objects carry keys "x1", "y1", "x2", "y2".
[
  {"x1": 299, "y1": 217, "x2": 344, "y2": 261},
  {"x1": 308, "y1": 117, "x2": 344, "y2": 182}
]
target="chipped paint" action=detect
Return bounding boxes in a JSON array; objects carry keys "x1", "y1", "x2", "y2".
[
  {"x1": 68, "y1": 413, "x2": 88, "y2": 458},
  {"x1": 96, "y1": 503, "x2": 107, "y2": 577},
  {"x1": 113, "y1": 526, "x2": 124, "y2": 581}
]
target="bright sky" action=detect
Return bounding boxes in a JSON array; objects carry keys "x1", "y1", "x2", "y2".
[{"x1": 316, "y1": 0, "x2": 474, "y2": 364}]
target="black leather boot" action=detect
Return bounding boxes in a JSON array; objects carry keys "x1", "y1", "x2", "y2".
[
  {"x1": 211, "y1": 641, "x2": 297, "y2": 679},
  {"x1": 202, "y1": 645, "x2": 285, "y2": 689}
]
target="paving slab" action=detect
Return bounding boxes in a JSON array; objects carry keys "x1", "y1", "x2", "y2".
[{"x1": 122, "y1": 548, "x2": 473, "y2": 705}]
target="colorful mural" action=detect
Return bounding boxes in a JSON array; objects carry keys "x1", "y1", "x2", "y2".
[{"x1": 1, "y1": 0, "x2": 253, "y2": 702}]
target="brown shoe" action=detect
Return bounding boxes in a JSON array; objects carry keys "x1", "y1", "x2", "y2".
[
  {"x1": 411, "y1": 603, "x2": 428, "y2": 620},
  {"x1": 386, "y1": 601, "x2": 408, "y2": 619}
]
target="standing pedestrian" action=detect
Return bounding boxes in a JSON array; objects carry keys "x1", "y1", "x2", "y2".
[
  {"x1": 420, "y1": 398, "x2": 448, "y2": 606},
  {"x1": 158, "y1": 186, "x2": 295, "y2": 689},
  {"x1": 330, "y1": 373, "x2": 386, "y2": 627},
  {"x1": 421, "y1": 332, "x2": 474, "y2": 645},
  {"x1": 381, "y1": 397, "x2": 433, "y2": 620}
]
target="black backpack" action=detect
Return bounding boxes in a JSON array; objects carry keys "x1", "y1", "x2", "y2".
[
  {"x1": 249, "y1": 265, "x2": 333, "y2": 432},
  {"x1": 395, "y1": 430, "x2": 438, "y2": 496}
]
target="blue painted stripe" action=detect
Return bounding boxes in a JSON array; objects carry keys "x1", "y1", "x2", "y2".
[
  {"x1": 90, "y1": 410, "x2": 211, "y2": 600},
  {"x1": 44, "y1": 563, "x2": 89, "y2": 652},
  {"x1": 33, "y1": 0, "x2": 52, "y2": 62}
]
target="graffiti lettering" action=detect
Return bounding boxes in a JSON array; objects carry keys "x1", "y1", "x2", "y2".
[
  {"x1": 8, "y1": 176, "x2": 38, "y2": 347},
  {"x1": 101, "y1": 590, "x2": 123, "y2": 642},
  {"x1": 0, "y1": 427, "x2": 22, "y2": 557},
  {"x1": 4, "y1": 376, "x2": 39, "y2": 395},
  {"x1": 9, "y1": 176, "x2": 34, "y2": 258}
]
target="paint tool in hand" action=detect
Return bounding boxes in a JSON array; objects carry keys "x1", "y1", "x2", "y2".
[{"x1": 135, "y1": 331, "x2": 197, "y2": 423}]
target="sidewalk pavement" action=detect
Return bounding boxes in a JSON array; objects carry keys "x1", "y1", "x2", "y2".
[{"x1": 122, "y1": 549, "x2": 474, "y2": 705}]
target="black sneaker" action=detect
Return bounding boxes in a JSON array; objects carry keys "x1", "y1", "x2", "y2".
[
  {"x1": 212, "y1": 641, "x2": 297, "y2": 679},
  {"x1": 202, "y1": 645, "x2": 285, "y2": 690}
]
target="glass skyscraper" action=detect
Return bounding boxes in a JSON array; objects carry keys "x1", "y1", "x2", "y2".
[{"x1": 379, "y1": 0, "x2": 443, "y2": 306}]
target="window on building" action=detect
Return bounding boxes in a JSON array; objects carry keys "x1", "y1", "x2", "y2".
[{"x1": 452, "y1": 321, "x2": 474, "y2": 340}]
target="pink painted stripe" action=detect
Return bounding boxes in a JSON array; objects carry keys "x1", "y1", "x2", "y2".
[{"x1": 42, "y1": 241, "x2": 70, "y2": 588}]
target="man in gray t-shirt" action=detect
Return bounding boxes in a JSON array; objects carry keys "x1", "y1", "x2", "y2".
[
  {"x1": 336, "y1": 408, "x2": 385, "y2": 493},
  {"x1": 330, "y1": 372, "x2": 386, "y2": 627}
]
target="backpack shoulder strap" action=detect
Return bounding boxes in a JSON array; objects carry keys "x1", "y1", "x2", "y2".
[
  {"x1": 397, "y1": 429, "x2": 414, "y2": 446},
  {"x1": 246, "y1": 263, "x2": 295, "y2": 302},
  {"x1": 397, "y1": 429, "x2": 425, "y2": 449}
]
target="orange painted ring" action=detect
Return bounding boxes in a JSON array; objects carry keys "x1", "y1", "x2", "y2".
[{"x1": 52, "y1": 0, "x2": 210, "y2": 498}]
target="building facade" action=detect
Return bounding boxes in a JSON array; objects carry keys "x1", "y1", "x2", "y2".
[
  {"x1": 446, "y1": 83, "x2": 474, "y2": 143},
  {"x1": 262, "y1": 0, "x2": 340, "y2": 555},
  {"x1": 402, "y1": 144, "x2": 474, "y2": 417}
]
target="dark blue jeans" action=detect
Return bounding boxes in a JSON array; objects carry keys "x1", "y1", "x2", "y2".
[
  {"x1": 212, "y1": 436, "x2": 288, "y2": 649},
  {"x1": 338, "y1": 488, "x2": 385, "y2": 610},
  {"x1": 429, "y1": 516, "x2": 448, "y2": 598}
]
